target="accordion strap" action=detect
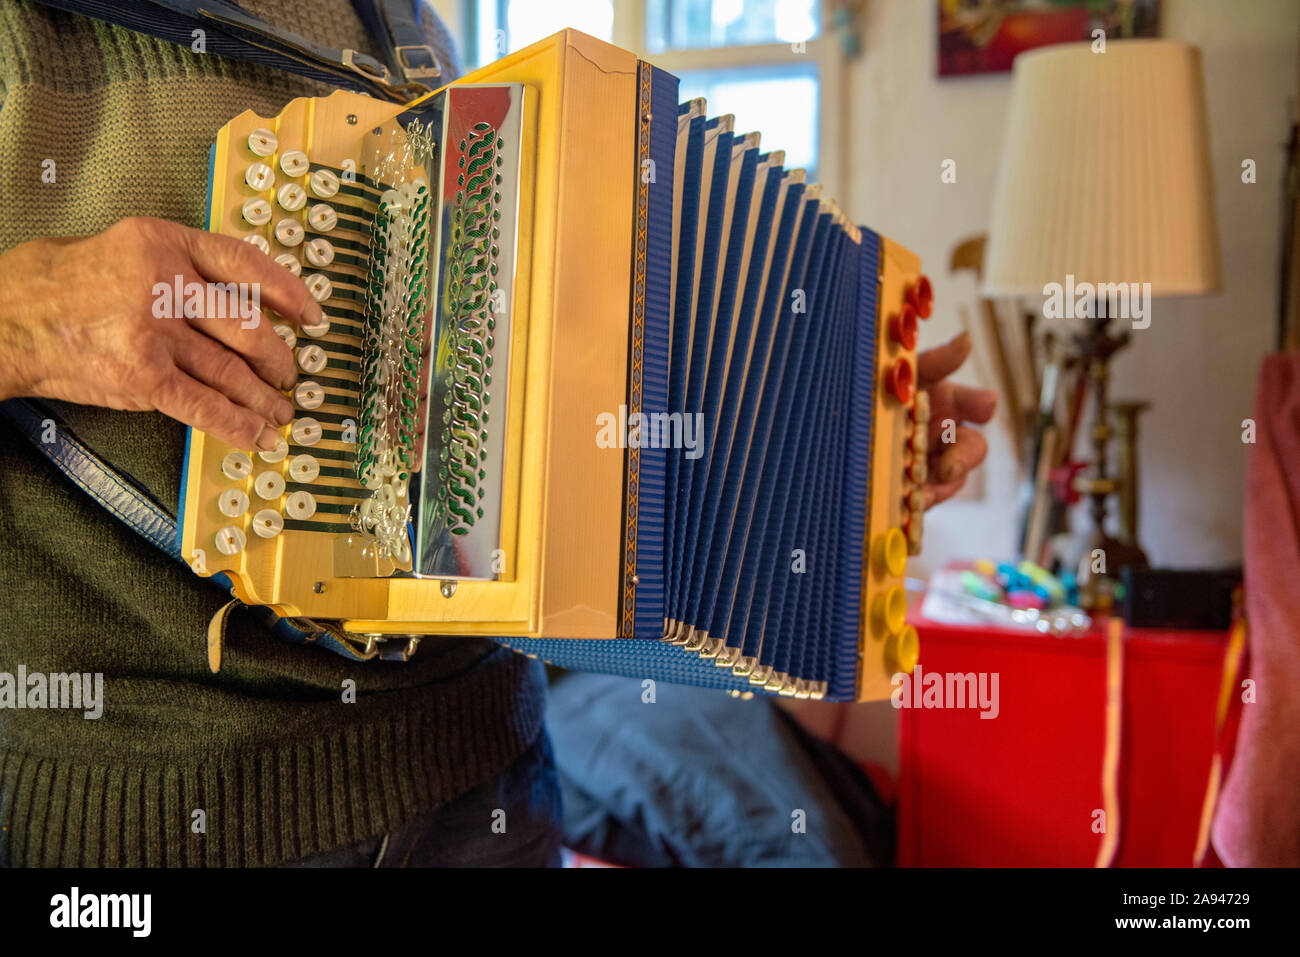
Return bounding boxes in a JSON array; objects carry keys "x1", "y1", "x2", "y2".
[
  {"x1": 29, "y1": 0, "x2": 440, "y2": 103},
  {"x1": 0, "y1": 398, "x2": 420, "y2": 668}
]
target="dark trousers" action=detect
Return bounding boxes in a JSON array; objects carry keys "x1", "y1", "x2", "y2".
[{"x1": 282, "y1": 731, "x2": 563, "y2": 867}]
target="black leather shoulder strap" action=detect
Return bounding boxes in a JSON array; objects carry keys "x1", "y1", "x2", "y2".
[{"x1": 351, "y1": 0, "x2": 443, "y2": 84}]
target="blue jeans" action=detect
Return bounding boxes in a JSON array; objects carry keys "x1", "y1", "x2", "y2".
[
  {"x1": 548, "y1": 674, "x2": 892, "y2": 866},
  {"x1": 282, "y1": 732, "x2": 563, "y2": 867}
]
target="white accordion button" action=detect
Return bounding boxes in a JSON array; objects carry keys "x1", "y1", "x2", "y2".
[
  {"x1": 304, "y1": 237, "x2": 335, "y2": 268},
  {"x1": 907, "y1": 454, "x2": 927, "y2": 484},
  {"x1": 245, "y1": 161, "x2": 275, "y2": 192},
  {"x1": 307, "y1": 203, "x2": 337, "y2": 232},
  {"x1": 913, "y1": 390, "x2": 931, "y2": 424},
  {"x1": 273, "y1": 322, "x2": 297, "y2": 349},
  {"x1": 241, "y1": 197, "x2": 272, "y2": 226},
  {"x1": 304, "y1": 273, "x2": 332, "y2": 302},
  {"x1": 258, "y1": 435, "x2": 288, "y2": 463},
  {"x1": 251, "y1": 508, "x2": 284, "y2": 538},
  {"x1": 218, "y1": 488, "x2": 249, "y2": 518},
  {"x1": 309, "y1": 168, "x2": 340, "y2": 198},
  {"x1": 247, "y1": 128, "x2": 277, "y2": 158},
  {"x1": 288, "y1": 454, "x2": 320, "y2": 484},
  {"x1": 296, "y1": 344, "x2": 326, "y2": 375},
  {"x1": 301, "y1": 313, "x2": 330, "y2": 338},
  {"x1": 275, "y1": 252, "x2": 301, "y2": 276},
  {"x1": 277, "y1": 183, "x2": 307, "y2": 212},
  {"x1": 254, "y1": 470, "x2": 286, "y2": 500},
  {"x1": 294, "y1": 380, "x2": 324, "y2": 410},
  {"x1": 280, "y1": 150, "x2": 310, "y2": 177},
  {"x1": 275, "y1": 219, "x2": 305, "y2": 247},
  {"x1": 214, "y1": 525, "x2": 247, "y2": 556},
  {"x1": 243, "y1": 233, "x2": 270, "y2": 255},
  {"x1": 291, "y1": 416, "x2": 323, "y2": 446},
  {"x1": 285, "y1": 490, "x2": 317, "y2": 520},
  {"x1": 221, "y1": 451, "x2": 253, "y2": 481}
]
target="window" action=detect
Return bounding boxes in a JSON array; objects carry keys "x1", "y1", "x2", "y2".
[
  {"x1": 467, "y1": 0, "x2": 615, "y2": 67},
  {"x1": 676, "y1": 65, "x2": 819, "y2": 175},
  {"x1": 645, "y1": 0, "x2": 819, "y2": 52},
  {"x1": 459, "y1": 0, "x2": 844, "y2": 195}
]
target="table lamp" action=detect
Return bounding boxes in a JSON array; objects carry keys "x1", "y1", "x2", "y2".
[{"x1": 982, "y1": 39, "x2": 1221, "y2": 603}]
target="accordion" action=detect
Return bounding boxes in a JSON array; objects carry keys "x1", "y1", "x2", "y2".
[{"x1": 180, "y1": 29, "x2": 932, "y2": 701}]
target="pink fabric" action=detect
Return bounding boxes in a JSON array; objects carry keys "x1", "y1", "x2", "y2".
[{"x1": 1214, "y1": 353, "x2": 1300, "y2": 866}]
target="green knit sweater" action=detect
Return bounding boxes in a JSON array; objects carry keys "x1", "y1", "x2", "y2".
[{"x1": 0, "y1": 0, "x2": 546, "y2": 867}]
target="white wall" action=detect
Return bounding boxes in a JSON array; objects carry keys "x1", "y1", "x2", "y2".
[{"x1": 850, "y1": 0, "x2": 1298, "y2": 577}]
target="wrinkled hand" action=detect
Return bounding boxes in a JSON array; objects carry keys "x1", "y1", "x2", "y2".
[
  {"x1": 917, "y1": 331, "x2": 997, "y2": 509},
  {"x1": 0, "y1": 216, "x2": 323, "y2": 450}
]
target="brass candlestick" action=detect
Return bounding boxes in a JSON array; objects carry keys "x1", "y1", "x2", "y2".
[
  {"x1": 1110, "y1": 400, "x2": 1151, "y2": 556},
  {"x1": 1073, "y1": 315, "x2": 1147, "y2": 609}
]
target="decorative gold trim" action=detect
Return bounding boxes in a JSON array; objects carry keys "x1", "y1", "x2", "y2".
[
  {"x1": 715, "y1": 645, "x2": 741, "y2": 668},
  {"x1": 665, "y1": 618, "x2": 689, "y2": 644},
  {"x1": 620, "y1": 61, "x2": 654, "y2": 637}
]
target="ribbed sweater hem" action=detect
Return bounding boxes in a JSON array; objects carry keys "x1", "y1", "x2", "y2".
[{"x1": 0, "y1": 647, "x2": 546, "y2": 867}]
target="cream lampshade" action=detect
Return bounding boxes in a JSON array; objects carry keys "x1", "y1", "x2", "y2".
[{"x1": 983, "y1": 39, "x2": 1220, "y2": 296}]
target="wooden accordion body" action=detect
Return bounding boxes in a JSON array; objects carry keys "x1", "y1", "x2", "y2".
[{"x1": 180, "y1": 30, "x2": 930, "y2": 701}]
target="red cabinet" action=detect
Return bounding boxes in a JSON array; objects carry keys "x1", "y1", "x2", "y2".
[{"x1": 898, "y1": 609, "x2": 1236, "y2": 867}]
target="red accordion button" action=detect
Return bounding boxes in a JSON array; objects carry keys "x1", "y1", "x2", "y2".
[
  {"x1": 907, "y1": 275, "x2": 933, "y2": 319},
  {"x1": 889, "y1": 304, "x2": 919, "y2": 349},
  {"x1": 887, "y1": 356, "x2": 915, "y2": 404}
]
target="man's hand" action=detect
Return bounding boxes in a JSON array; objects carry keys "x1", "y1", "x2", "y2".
[
  {"x1": 0, "y1": 216, "x2": 323, "y2": 451},
  {"x1": 917, "y1": 331, "x2": 997, "y2": 509}
]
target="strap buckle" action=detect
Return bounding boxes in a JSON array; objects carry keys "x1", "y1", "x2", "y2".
[
  {"x1": 342, "y1": 47, "x2": 394, "y2": 85},
  {"x1": 342, "y1": 47, "x2": 433, "y2": 103},
  {"x1": 394, "y1": 43, "x2": 442, "y2": 81}
]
